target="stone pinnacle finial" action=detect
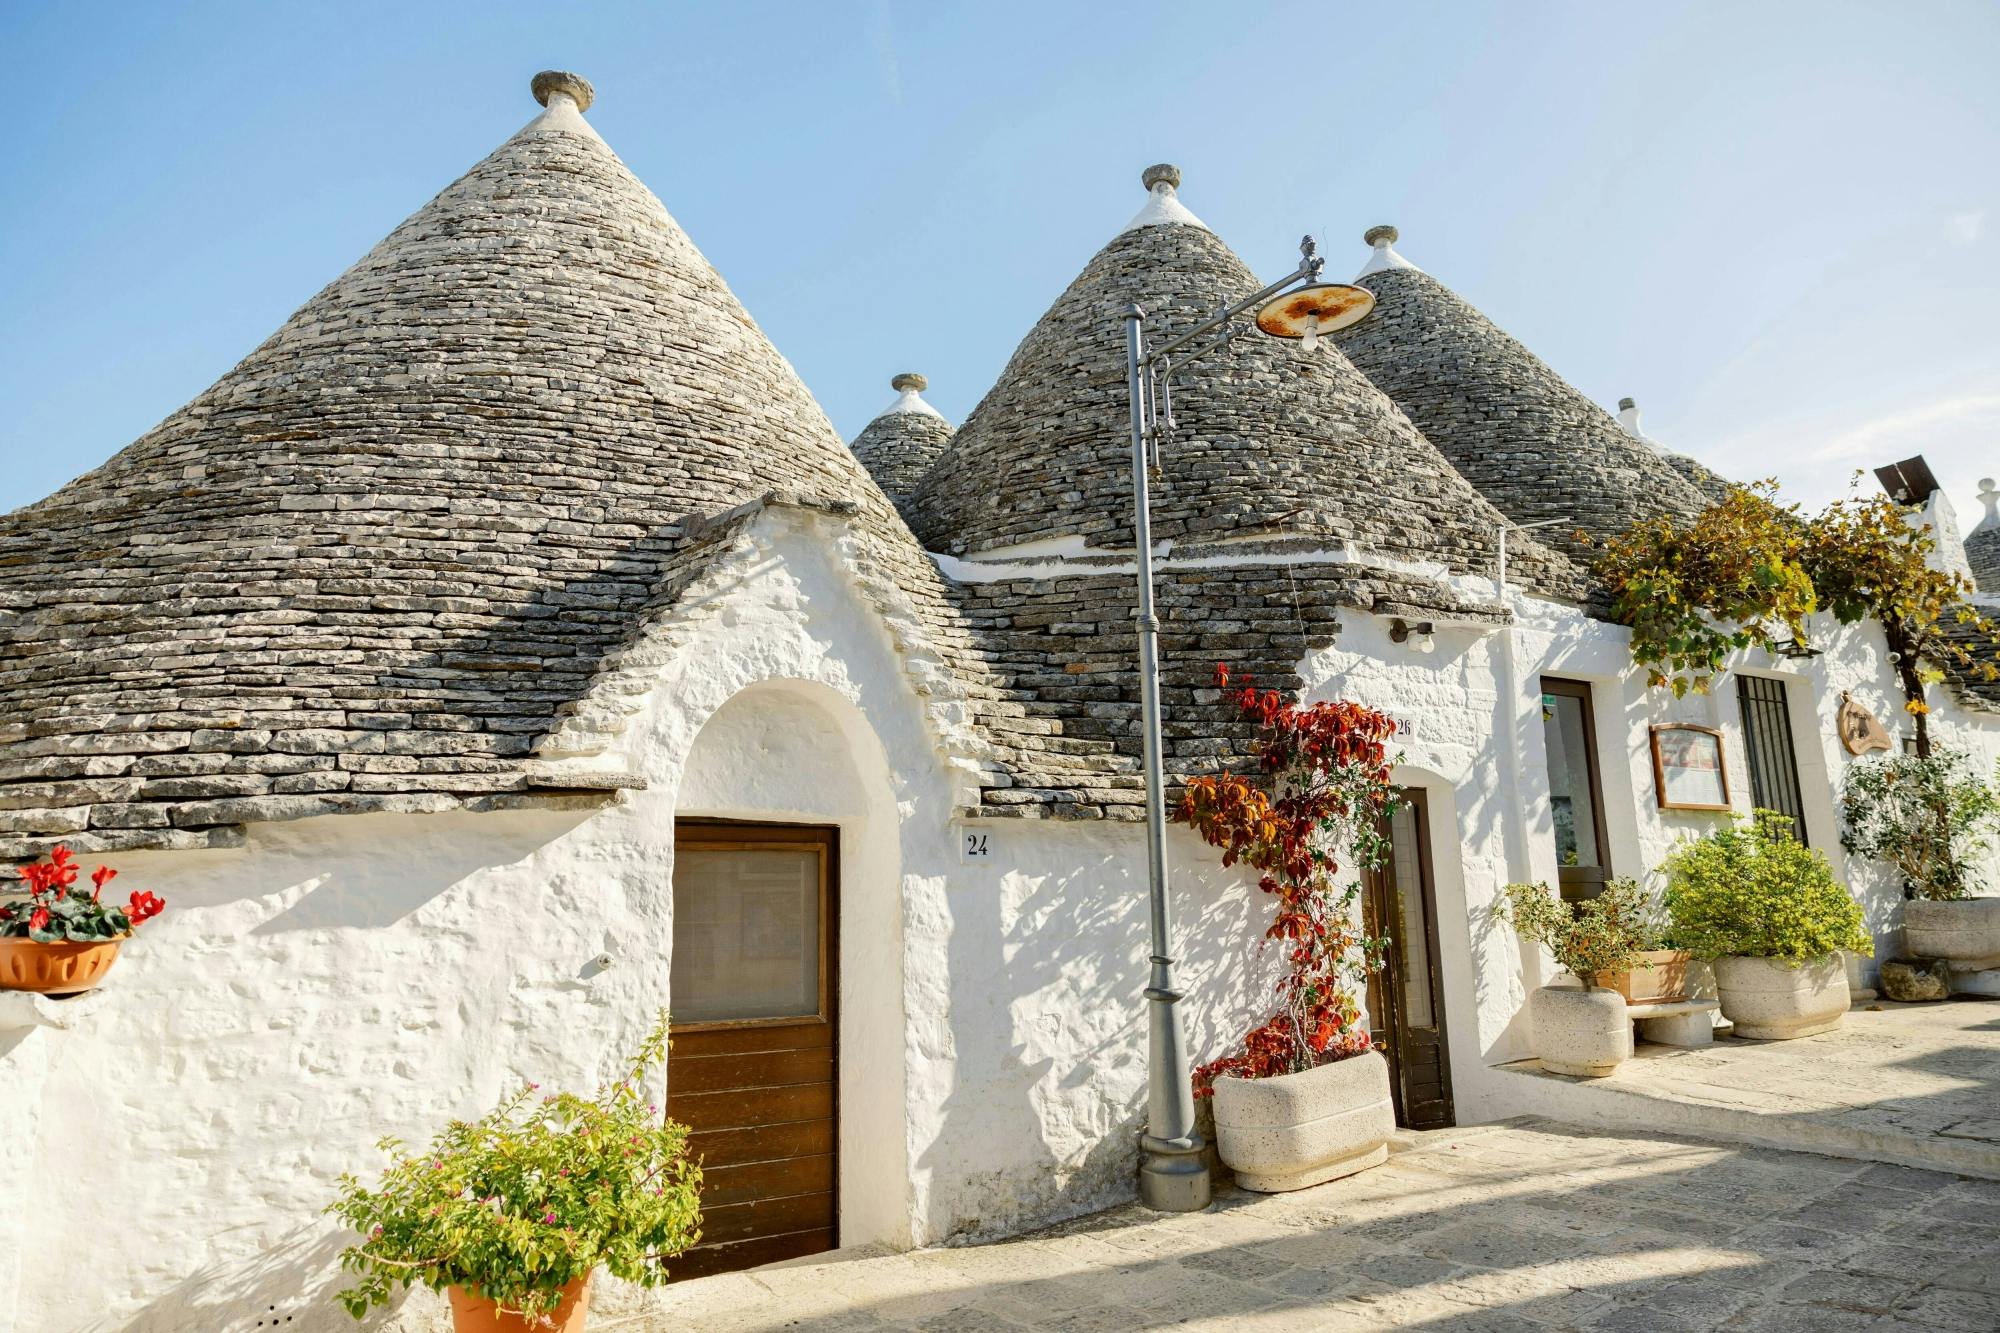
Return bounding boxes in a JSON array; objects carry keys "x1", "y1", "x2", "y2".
[
  {"x1": 1364, "y1": 225, "x2": 1399, "y2": 248},
  {"x1": 1618, "y1": 397, "x2": 1636, "y2": 412},
  {"x1": 532, "y1": 70, "x2": 595, "y2": 113},
  {"x1": 1142, "y1": 164, "x2": 1182, "y2": 192},
  {"x1": 1981, "y1": 478, "x2": 1999, "y2": 516},
  {"x1": 892, "y1": 373, "x2": 928, "y2": 393}
]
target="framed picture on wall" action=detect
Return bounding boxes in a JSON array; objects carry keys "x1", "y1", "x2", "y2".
[{"x1": 1650, "y1": 724, "x2": 1731, "y2": 811}]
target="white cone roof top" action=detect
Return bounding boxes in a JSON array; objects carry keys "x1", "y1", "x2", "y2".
[
  {"x1": 877, "y1": 371, "x2": 945, "y2": 420},
  {"x1": 1355, "y1": 224, "x2": 1421, "y2": 279},
  {"x1": 1974, "y1": 479, "x2": 2000, "y2": 534},
  {"x1": 1615, "y1": 396, "x2": 1657, "y2": 444},
  {"x1": 1121, "y1": 163, "x2": 1208, "y2": 234}
]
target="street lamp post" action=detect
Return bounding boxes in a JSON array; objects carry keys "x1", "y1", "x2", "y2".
[{"x1": 1120, "y1": 230, "x2": 1375, "y2": 1211}]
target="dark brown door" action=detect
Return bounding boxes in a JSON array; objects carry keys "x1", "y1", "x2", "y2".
[
  {"x1": 1539, "y1": 677, "x2": 1613, "y2": 901},
  {"x1": 667, "y1": 821, "x2": 837, "y2": 1278},
  {"x1": 1363, "y1": 791, "x2": 1455, "y2": 1130}
]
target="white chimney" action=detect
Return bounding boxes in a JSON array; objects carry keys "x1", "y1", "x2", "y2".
[{"x1": 1615, "y1": 396, "x2": 1651, "y2": 442}]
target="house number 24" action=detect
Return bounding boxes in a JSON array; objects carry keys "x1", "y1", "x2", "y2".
[{"x1": 962, "y1": 831, "x2": 992, "y2": 862}]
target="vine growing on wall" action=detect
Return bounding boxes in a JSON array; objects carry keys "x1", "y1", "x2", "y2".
[
  {"x1": 1174, "y1": 665, "x2": 1399, "y2": 1096},
  {"x1": 1591, "y1": 479, "x2": 2000, "y2": 755}
]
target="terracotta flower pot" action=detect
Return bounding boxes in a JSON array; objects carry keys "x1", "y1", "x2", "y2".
[
  {"x1": 1601, "y1": 949, "x2": 1692, "y2": 1004},
  {"x1": 1211, "y1": 1049, "x2": 1395, "y2": 1193},
  {"x1": 447, "y1": 1275, "x2": 591, "y2": 1333},
  {"x1": 0, "y1": 936, "x2": 123, "y2": 994}
]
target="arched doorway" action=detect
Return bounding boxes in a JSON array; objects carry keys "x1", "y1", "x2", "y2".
[{"x1": 660, "y1": 680, "x2": 908, "y2": 1275}]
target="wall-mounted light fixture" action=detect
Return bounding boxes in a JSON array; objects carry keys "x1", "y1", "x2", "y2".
[
  {"x1": 1390, "y1": 618, "x2": 1435, "y2": 645},
  {"x1": 1772, "y1": 638, "x2": 1822, "y2": 660}
]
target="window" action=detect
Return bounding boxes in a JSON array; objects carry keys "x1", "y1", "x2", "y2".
[
  {"x1": 1540, "y1": 678, "x2": 1612, "y2": 900},
  {"x1": 1737, "y1": 675, "x2": 1809, "y2": 845}
]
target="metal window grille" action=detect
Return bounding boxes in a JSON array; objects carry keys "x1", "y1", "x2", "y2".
[{"x1": 1737, "y1": 675, "x2": 1809, "y2": 845}]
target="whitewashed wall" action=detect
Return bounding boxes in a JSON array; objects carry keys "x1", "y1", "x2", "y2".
[
  {"x1": 1297, "y1": 595, "x2": 2000, "y2": 1127},
  {"x1": 0, "y1": 510, "x2": 1281, "y2": 1332},
  {"x1": 11, "y1": 510, "x2": 1999, "y2": 1331}
]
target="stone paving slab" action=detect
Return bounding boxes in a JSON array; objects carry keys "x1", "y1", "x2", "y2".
[
  {"x1": 625, "y1": 1118, "x2": 2000, "y2": 1331},
  {"x1": 1500, "y1": 998, "x2": 2000, "y2": 1180}
]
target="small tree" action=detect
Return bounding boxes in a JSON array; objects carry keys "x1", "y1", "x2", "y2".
[
  {"x1": 1496, "y1": 878, "x2": 1651, "y2": 990},
  {"x1": 1840, "y1": 746, "x2": 2000, "y2": 900},
  {"x1": 1592, "y1": 479, "x2": 1999, "y2": 750},
  {"x1": 1175, "y1": 665, "x2": 1399, "y2": 1095},
  {"x1": 1802, "y1": 488, "x2": 1998, "y2": 757}
]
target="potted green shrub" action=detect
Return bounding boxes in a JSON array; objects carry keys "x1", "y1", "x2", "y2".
[
  {"x1": 1841, "y1": 746, "x2": 2000, "y2": 973},
  {"x1": 1661, "y1": 810, "x2": 1871, "y2": 1039},
  {"x1": 0, "y1": 845, "x2": 165, "y2": 994},
  {"x1": 1498, "y1": 878, "x2": 1650, "y2": 1076},
  {"x1": 328, "y1": 1012, "x2": 702, "y2": 1331}
]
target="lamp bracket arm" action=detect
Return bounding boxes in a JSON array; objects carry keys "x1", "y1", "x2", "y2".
[{"x1": 1142, "y1": 259, "x2": 1315, "y2": 365}]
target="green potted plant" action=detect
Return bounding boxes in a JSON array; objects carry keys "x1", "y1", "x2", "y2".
[
  {"x1": 1498, "y1": 878, "x2": 1650, "y2": 1076},
  {"x1": 1841, "y1": 746, "x2": 2000, "y2": 974},
  {"x1": 1661, "y1": 810, "x2": 1872, "y2": 1039},
  {"x1": 328, "y1": 1012, "x2": 702, "y2": 1331},
  {"x1": 0, "y1": 845, "x2": 165, "y2": 994}
]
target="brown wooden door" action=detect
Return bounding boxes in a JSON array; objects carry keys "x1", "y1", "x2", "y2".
[
  {"x1": 1363, "y1": 791, "x2": 1455, "y2": 1130},
  {"x1": 1539, "y1": 677, "x2": 1613, "y2": 901},
  {"x1": 667, "y1": 821, "x2": 837, "y2": 1278}
]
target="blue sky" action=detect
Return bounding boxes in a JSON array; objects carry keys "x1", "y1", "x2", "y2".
[{"x1": 4, "y1": 2, "x2": 1997, "y2": 525}]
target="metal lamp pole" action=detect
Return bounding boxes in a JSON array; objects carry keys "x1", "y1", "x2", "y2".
[{"x1": 1120, "y1": 236, "x2": 1367, "y2": 1212}]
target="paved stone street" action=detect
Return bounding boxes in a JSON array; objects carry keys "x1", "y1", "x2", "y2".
[
  {"x1": 1501, "y1": 999, "x2": 2000, "y2": 1179},
  {"x1": 633, "y1": 1119, "x2": 2000, "y2": 1332}
]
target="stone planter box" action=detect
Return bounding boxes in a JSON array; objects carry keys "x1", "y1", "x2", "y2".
[
  {"x1": 1602, "y1": 950, "x2": 1692, "y2": 1004},
  {"x1": 1713, "y1": 954, "x2": 1848, "y2": 1040},
  {"x1": 1529, "y1": 985, "x2": 1632, "y2": 1076},
  {"x1": 1211, "y1": 1049, "x2": 1395, "y2": 1193},
  {"x1": 1904, "y1": 898, "x2": 2000, "y2": 971}
]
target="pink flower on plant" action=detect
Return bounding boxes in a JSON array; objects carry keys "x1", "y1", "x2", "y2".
[{"x1": 542, "y1": 1212, "x2": 557, "y2": 1225}]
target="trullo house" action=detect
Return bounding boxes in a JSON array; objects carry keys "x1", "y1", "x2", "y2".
[{"x1": 3, "y1": 71, "x2": 1999, "y2": 1330}]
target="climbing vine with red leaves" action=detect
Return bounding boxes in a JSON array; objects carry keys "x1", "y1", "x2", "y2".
[{"x1": 1176, "y1": 665, "x2": 1400, "y2": 1097}]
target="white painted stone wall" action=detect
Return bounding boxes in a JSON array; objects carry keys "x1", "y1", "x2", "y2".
[
  {"x1": 1296, "y1": 594, "x2": 2000, "y2": 1125},
  {"x1": 9, "y1": 509, "x2": 2000, "y2": 1330},
  {"x1": 0, "y1": 509, "x2": 1283, "y2": 1331}
]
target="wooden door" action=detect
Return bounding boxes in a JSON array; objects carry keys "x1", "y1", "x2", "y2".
[
  {"x1": 1539, "y1": 677, "x2": 1613, "y2": 901},
  {"x1": 1363, "y1": 791, "x2": 1455, "y2": 1130},
  {"x1": 667, "y1": 822, "x2": 837, "y2": 1278}
]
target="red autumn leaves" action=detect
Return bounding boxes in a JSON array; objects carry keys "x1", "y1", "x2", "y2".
[{"x1": 1177, "y1": 665, "x2": 1399, "y2": 1096}]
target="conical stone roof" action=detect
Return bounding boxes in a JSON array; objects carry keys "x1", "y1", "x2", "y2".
[
  {"x1": 0, "y1": 73, "x2": 986, "y2": 855},
  {"x1": 1333, "y1": 227, "x2": 1712, "y2": 560},
  {"x1": 1967, "y1": 480, "x2": 2000, "y2": 594},
  {"x1": 909, "y1": 170, "x2": 1574, "y2": 596},
  {"x1": 849, "y1": 373, "x2": 955, "y2": 521}
]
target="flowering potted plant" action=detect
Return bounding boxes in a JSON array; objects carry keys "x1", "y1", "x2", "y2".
[
  {"x1": 1840, "y1": 746, "x2": 2000, "y2": 975},
  {"x1": 1662, "y1": 810, "x2": 1871, "y2": 1039},
  {"x1": 1498, "y1": 879, "x2": 1650, "y2": 1076},
  {"x1": 0, "y1": 845, "x2": 164, "y2": 994},
  {"x1": 1175, "y1": 665, "x2": 1399, "y2": 1192},
  {"x1": 327, "y1": 1012, "x2": 702, "y2": 1331}
]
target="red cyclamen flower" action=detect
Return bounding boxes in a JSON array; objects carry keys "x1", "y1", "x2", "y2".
[
  {"x1": 126, "y1": 890, "x2": 166, "y2": 925},
  {"x1": 28, "y1": 907, "x2": 52, "y2": 933},
  {"x1": 91, "y1": 865, "x2": 117, "y2": 900}
]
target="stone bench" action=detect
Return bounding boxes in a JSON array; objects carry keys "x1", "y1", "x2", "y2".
[{"x1": 1625, "y1": 998, "x2": 1720, "y2": 1048}]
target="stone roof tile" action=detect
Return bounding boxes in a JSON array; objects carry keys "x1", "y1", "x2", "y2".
[{"x1": 1333, "y1": 234, "x2": 1713, "y2": 562}]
